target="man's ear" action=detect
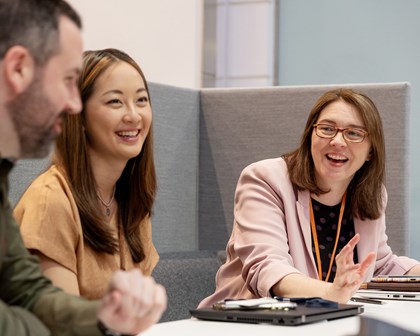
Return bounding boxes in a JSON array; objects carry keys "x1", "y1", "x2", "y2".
[{"x1": 3, "y1": 46, "x2": 35, "y2": 95}]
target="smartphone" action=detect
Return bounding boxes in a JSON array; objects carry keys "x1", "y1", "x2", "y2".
[{"x1": 213, "y1": 297, "x2": 297, "y2": 310}]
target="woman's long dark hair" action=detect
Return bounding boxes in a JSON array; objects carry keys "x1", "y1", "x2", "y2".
[{"x1": 54, "y1": 48, "x2": 156, "y2": 262}]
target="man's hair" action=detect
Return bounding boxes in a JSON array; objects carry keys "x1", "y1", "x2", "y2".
[{"x1": 0, "y1": 0, "x2": 81, "y2": 65}]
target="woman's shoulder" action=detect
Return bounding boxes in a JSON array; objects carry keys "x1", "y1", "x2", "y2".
[
  {"x1": 26, "y1": 165, "x2": 69, "y2": 190},
  {"x1": 14, "y1": 165, "x2": 81, "y2": 241},
  {"x1": 239, "y1": 157, "x2": 295, "y2": 193},
  {"x1": 15, "y1": 164, "x2": 74, "y2": 209},
  {"x1": 242, "y1": 157, "x2": 288, "y2": 177}
]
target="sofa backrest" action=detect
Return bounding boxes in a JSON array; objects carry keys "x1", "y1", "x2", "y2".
[
  {"x1": 8, "y1": 82, "x2": 410, "y2": 256},
  {"x1": 199, "y1": 83, "x2": 410, "y2": 256},
  {"x1": 148, "y1": 83, "x2": 200, "y2": 252},
  {"x1": 8, "y1": 83, "x2": 201, "y2": 254},
  {"x1": 7, "y1": 82, "x2": 410, "y2": 322}
]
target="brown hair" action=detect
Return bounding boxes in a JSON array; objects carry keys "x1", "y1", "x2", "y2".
[
  {"x1": 284, "y1": 88, "x2": 385, "y2": 220},
  {"x1": 54, "y1": 48, "x2": 156, "y2": 262}
]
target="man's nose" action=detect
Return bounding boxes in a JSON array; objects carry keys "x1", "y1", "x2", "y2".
[{"x1": 66, "y1": 87, "x2": 82, "y2": 114}]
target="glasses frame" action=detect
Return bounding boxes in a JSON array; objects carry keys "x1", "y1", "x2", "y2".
[{"x1": 313, "y1": 123, "x2": 368, "y2": 143}]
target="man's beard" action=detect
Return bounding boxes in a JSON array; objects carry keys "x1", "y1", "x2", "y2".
[{"x1": 7, "y1": 75, "x2": 63, "y2": 158}]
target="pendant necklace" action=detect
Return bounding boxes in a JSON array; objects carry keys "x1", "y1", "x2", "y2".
[{"x1": 97, "y1": 186, "x2": 116, "y2": 217}]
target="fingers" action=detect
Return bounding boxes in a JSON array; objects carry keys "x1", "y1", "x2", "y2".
[
  {"x1": 336, "y1": 253, "x2": 376, "y2": 287},
  {"x1": 337, "y1": 264, "x2": 361, "y2": 286},
  {"x1": 329, "y1": 234, "x2": 376, "y2": 303},
  {"x1": 133, "y1": 284, "x2": 167, "y2": 327},
  {"x1": 334, "y1": 234, "x2": 376, "y2": 287},
  {"x1": 344, "y1": 233, "x2": 360, "y2": 251},
  {"x1": 98, "y1": 269, "x2": 168, "y2": 335},
  {"x1": 107, "y1": 269, "x2": 131, "y2": 294},
  {"x1": 118, "y1": 273, "x2": 163, "y2": 319},
  {"x1": 358, "y1": 251, "x2": 376, "y2": 275},
  {"x1": 97, "y1": 290, "x2": 122, "y2": 322},
  {"x1": 335, "y1": 235, "x2": 358, "y2": 266}
]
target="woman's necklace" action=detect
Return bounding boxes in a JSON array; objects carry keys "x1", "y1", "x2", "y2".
[
  {"x1": 310, "y1": 191, "x2": 347, "y2": 282},
  {"x1": 97, "y1": 186, "x2": 116, "y2": 217}
]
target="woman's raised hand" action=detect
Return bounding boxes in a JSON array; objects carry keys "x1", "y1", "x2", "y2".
[{"x1": 326, "y1": 233, "x2": 376, "y2": 303}]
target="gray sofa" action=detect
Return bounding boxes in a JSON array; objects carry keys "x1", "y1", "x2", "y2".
[{"x1": 9, "y1": 82, "x2": 410, "y2": 322}]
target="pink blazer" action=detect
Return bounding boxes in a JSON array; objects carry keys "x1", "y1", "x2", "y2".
[{"x1": 198, "y1": 157, "x2": 419, "y2": 308}]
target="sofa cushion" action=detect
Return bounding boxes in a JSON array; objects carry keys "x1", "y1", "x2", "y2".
[{"x1": 152, "y1": 250, "x2": 223, "y2": 322}]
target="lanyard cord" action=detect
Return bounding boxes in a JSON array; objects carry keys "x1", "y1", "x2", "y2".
[{"x1": 309, "y1": 192, "x2": 347, "y2": 282}]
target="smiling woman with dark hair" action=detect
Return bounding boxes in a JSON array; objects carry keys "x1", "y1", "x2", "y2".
[
  {"x1": 199, "y1": 88, "x2": 420, "y2": 308},
  {"x1": 14, "y1": 48, "x2": 159, "y2": 299}
]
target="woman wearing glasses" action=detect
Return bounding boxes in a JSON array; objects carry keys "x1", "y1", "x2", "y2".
[{"x1": 199, "y1": 88, "x2": 420, "y2": 307}]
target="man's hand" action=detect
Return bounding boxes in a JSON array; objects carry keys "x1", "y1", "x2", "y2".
[{"x1": 97, "y1": 269, "x2": 167, "y2": 335}]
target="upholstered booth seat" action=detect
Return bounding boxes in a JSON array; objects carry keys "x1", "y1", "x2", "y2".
[
  {"x1": 9, "y1": 82, "x2": 410, "y2": 322},
  {"x1": 152, "y1": 251, "x2": 225, "y2": 322}
]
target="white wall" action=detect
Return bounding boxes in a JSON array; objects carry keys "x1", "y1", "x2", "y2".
[
  {"x1": 67, "y1": 0, "x2": 420, "y2": 258},
  {"x1": 69, "y1": 0, "x2": 203, "y2": 88},
  {"x1": 203, "y1": 0, "x2": 278, "y2": 87},
  {"x1": 278, "y1": 0, "x2": 420, "y2": 259}
]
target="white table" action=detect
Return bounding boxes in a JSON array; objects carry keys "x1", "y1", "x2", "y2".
[{"x1": 141, "y1": 300, "x2": 420, "y2": 336}]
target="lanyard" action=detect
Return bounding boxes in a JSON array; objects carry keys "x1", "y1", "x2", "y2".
[{"x1": 309, "y1": 192, "x2": 347, "y2": 282}]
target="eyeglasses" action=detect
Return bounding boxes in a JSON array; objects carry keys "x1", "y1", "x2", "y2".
[{"x1": 313, "y1": 123, "x2": 368, "y2": 143}]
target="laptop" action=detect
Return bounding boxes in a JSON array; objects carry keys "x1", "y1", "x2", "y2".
[
  {"x1": 355, "y1": 289, "x2": 420, "y2": 301},
  {"x1": 190, "y1": 303, "x2": 363, "y2": 326}
]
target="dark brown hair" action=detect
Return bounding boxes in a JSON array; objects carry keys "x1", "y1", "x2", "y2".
[
  {"x1": 0, "y1": 0, "x2": 82, "y2": 65},
  {"x1": 284, "y1": 88, "x2": 385, "y2": 220},
  {"x1": 54, "y1": 48, "x2": 156, "y2": 262}
]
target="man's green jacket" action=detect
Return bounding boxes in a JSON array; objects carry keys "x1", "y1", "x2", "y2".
[{"x1": 0, "y1": 158, "x2": 101, "y2": 335}]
